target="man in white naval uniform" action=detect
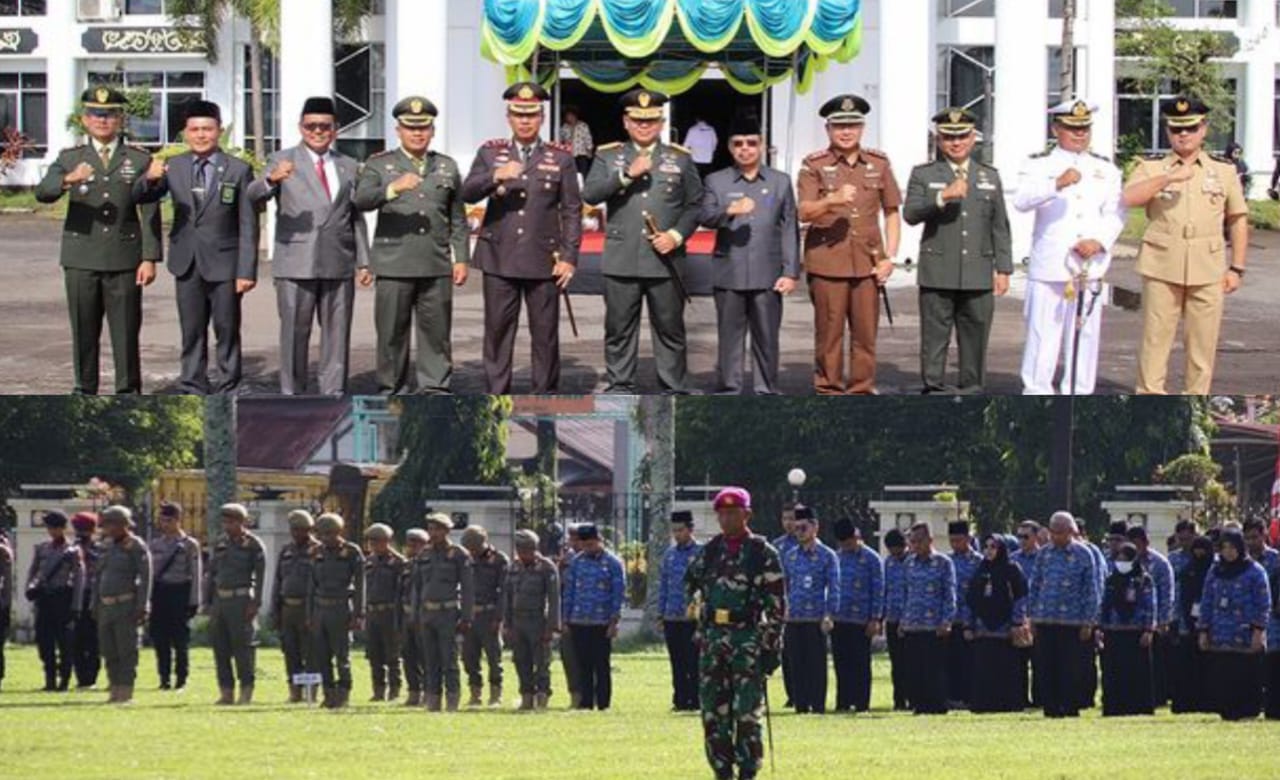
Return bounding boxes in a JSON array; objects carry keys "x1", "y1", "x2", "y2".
[{"x1": 1013, "y1": 100, "x2": 1126, "y2": 395}]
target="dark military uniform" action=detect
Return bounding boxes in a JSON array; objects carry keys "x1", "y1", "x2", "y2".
[
  {"x1": 71, "y1": 530, "x2": 103, "y2": 687},
  {"x1": 581, "y1": 89, "x2": 703, "y2": 393},
  {"x1": 410, "y1": 533, "x2": 474, "y2": 710},
  {"x1": 353, "y1": 97, "x2": 470, "y2": 395},
  {"x1": 684, "y1": 498, "x2": 784, "y2": 780},
  {"x1": 271, "y1": 536, "x2": 318, "y2": 700},
  {"x1": 399, "y1": 538, "x2": 426, "y2": 704},
  {"x1": 26, "y1": 530, "x2": 84, "y2": 690},
  {"x1": 308, "y1": 538, "x2": 365, "y2": 706},
  {"x1": 0, "y1": 539, "x2": 13, "y2": 689},
  {"x1": 147, "y1": 531, "x2": 201, "y2": 689},
  {"x1": 463, "y1": 544, "x2": 509, "y2": 703},
  {"x1": 505, "y1": 545, "x2": 560, "y2": 706},
  {"x1": 94, "y1": 530, "x2": 151, "y2": 692},
  {"x1": 903, "y1": 109, "x2": 1013, "y2": 393},
  {"x1": 33, "y1": 87, "x2": 163, "y2": 394},
  {"x1": 364, "y1": 548, "x2": 406, "y2": 700},
  {"x1": 205, "y1": 529, "x2": 266, "y2": 697}
]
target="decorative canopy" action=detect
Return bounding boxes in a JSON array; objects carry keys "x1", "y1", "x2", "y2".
[{"x1": 481, "y1": 0, "x2": 864, "y2": 95}]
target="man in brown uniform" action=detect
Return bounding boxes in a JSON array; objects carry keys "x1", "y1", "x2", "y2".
[
  {"x1": 461, "y1": 525, "x2": 508, "y2": 707},
  {"x1": 363, "y1": 522, "x2": 406, "y2": 702},
  {"x1": 94, "y1": 506, "x2": 151, "y2": 704},
  {"x1": 205, "y1": 502, "x2": 266, "y2": 705},
  {"x1": 308, "y1": 512, "x2": 365, "y2": 709},
  {"x1": 1124, "y1": 97, "x2": 1250, "y2": 395},
  {"x1": 505, "y1": 529, "x2": 561, "y2": 710},
  {"x1": 798, "y1": 94, "x2": 902, "y2": 395},
  {"x1": 410, "y1": 512, "x2": 474, "y2": 711},
  {"x1": 400, "y1": 527, "x2": 428, "y2": 705},
  {"x1": 271, "y1": 509, "x2": 318, "y2": 702},
  {"x1": 147, "y1": 501, "x2": 200, "y2": 691}
]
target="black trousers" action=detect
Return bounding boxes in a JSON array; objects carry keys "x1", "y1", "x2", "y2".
[
  {"x1": 1035, "y1": 624, "x2": 1085, "y2": 717},
  {"x1": 970, "y1": 636, "x2": 1023, "y2": 712},
  {"x1": 603, "y1": 275, "x2": 687, "y2": 393},
  {"x1": 482, "y1": 273, "x2": 561, "y2": 395},
  {"x1": 712, "y1": 288, "x2": 782, "y2": 395},
  {"x1": 1017, "y1": 646, "x2": 1036, "y2": 708},
  {"x1": 830, "y1": 622, "x2": 871, "y2": 711},
  {"x1": 783, "y1": 622, "x2": 828, "y2": 714},
  {"x1": 885, "y1": 621, "x2": 909, "y2": 710},
  {"x1": 1101, "y1": 629, "x2": 1154, "y2": 716},
  {"x1": 1266, "y1": 652, "x2": 1280, "y2": 720},
  {"x1": 0, "y1": 611, "x2": 8, "y2": 685},
  {"x1": 1209, "y1": 651, "x2": 1264, "y2": 720},
  {"x1": 663, "y1": 619, "x2": 699, "y2": 710},
  {"x1": 1150, "y1": 630, "x2": 1169, "y2": 706},
  {"x1": 570, "y1": 624, "x2": 612, "y2": 710},
  {"x1": 72, "y1": 610, "x2": 99, "y2": 687},
  {"x1": 175, "y1": 269, "x2": 242, "y2": 394},
  {"x1": 946, "y1": 624, "x2": 972, "y2": 706},
  {"x1": 1168, "y1": 632, "x2": 1210, "y2": 713},
  {"x1": 34, "y1": 588, "x2": 74, "y2": 688},
  {"x1": 1077, "y1": 632, "x2": 1098, "y2": 710},
  {"x1": 149, "y1": 582, "x2": 192, "y2": 686},
  {"x1": 903, "y1": 631, "x2": 948, "y2": 714}
]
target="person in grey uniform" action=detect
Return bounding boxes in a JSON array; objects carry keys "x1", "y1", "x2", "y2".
[
  {"x1": 271, "y1": 509, "x2": 319, "y2": 703},
  {"x1": 147, "y1": 501, "x2": 200, "y2": 691},
  {"x1": 363, "y1": 522, "x2": 406, "y2": 702},
  {"x1": 94, "y1": 506, "x2": 152, "y2": 704},
  {"x1": 461, "y1": 525, "x2": 508, "y2": 707},
  {"x1": 204, "y1": 502, "x2": 266, "y2": 705},
  {"x1": 400, "y1": 527, "x2": 429, "y2": 706},
  {"x1": 698, "y1": 114, "x2": 799, "y2": 395},
  {"x1": 26, "y1": 510, "x2": 85, "y2": 691},
  {"x1": 505, "y1": 529, "x2": 561, "y2": 710},
  {"x1": 308, "y1": 512, "x2": 365, "y2": 709},
  {"x1": 410, "y1": 512, "x2": 474, "y2": 711}
]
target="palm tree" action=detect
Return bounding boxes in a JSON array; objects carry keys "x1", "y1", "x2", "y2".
[
  {"x1": 1059, "y1": 0, "x2": 1078, "y2": 98},
  {"x1": 203, "y1": 396, "x2": 237, "y2": 545}
]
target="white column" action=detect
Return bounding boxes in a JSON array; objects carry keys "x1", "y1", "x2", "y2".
[
  {"x1": 877, "y1": 0, "x2": 935, "y2": 263},
  {"x1": 995, "y1": 0, "x2": 1049, "y2": 263},
  {"x1": 279, "y1": 0, "x2": 333, "y2": 148},
  {"x1": 45, "y1": 0, "x2": 80, "y2": 153},
  {"x1": 1085, "y1": 0, "x2": 1116, "y2": 156},
  {"x1": 386, "y1": 0, "x2": 450, "y2": 150},
  {"x1": 1240, "y1": 0, "x2": 1277, "y2": 199}
]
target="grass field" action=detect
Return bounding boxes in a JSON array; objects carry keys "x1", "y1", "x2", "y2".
[{"x1": 0, "y1": 644, "x2": 1278, "y2": 779}]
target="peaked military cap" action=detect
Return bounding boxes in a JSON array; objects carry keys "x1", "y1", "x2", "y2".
[
  {"x1": 82, "y1": 85, "x2": 126, "y2": 112},
  {"x1": 1163, "y1": 96, "x2": 1209, "y2": 128},
  {"x1": 820, "y1": 94, "x2": 871, "y2": 125},
  {"x1": 504, "y1": 81, "x2": 550, "y2": 115},
  {"x1": 1049, "y1": 98, "x2": 1098, "y2": 128},
  {"x1": 619, "y1": 88, "x2": 668, "y2": 121},
  {"x1": 220, "y1": 503, "x2": 249, "y2": 521},
  {"x1": 932, "y1": 107, "x2": 978, "y2": 137},
  {"x1": 393, "y1": 96, "x2": 438, "y2": 128}
]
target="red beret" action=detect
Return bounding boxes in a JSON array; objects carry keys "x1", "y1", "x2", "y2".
[
  {"x1": 70, "y1": 512, "x2": 99, "y2": 530},
  {"x1": 713, "y1": 487, "x2": 751, "y2": 511}
]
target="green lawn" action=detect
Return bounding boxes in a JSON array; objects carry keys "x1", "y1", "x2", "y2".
[{"x1": 0, "y1": 645, "x2": 1277, "y2": 779}]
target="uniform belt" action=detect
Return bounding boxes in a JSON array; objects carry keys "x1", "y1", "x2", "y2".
[
  {"x1": 217, "y1": 588, "x2": 253, "y2": 598},
  {"x1": 701, "y1": 606, "x2": 755, "y2": 627},
  {"x1": 100, "y1": 593, "x2": 135, "y2": 606},
  {"x1": 422, "y1": 600, "x2": 460, "y2": 611},
  {"x1": 474, "y1": 604, "x2": 498, "y2": 612},
  {"x1": 316, "y1": 597, "x2": 348, "y2": 607},
  {"x1": 282, "y1": 597, "x2": 305, "y2": 607},
  {"x1": 368, "y1": 602, "x2": 397, "y2": 613}
]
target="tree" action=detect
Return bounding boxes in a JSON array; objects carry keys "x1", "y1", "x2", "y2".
[
  {"x1": 203, "y1": 396, "x2": 237, "y2": 543},
  {"x1": 638, "y1": 396, "x2": 676, "y2": 633}
]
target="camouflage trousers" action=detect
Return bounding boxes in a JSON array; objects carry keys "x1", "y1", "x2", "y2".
[{"x1": 699, "y1": 627, "x2": 766, "y2": 778}]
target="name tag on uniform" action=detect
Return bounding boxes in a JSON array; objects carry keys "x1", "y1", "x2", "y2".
[
  {"x1": 977, "y1": 182, "x2": 997, "y2": 191},
  {"x1": 660, "y1": 163, "x2": 682, "y2": 174},
  {"x1": 928, "y1": 182, "x2": 946, "y2": 190},
  {"x1": 1191, "y1": 603, "x2": 1201, "y2": 618}
]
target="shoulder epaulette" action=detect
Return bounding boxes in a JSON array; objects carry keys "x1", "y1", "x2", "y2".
[
  {"x1": 1030, "y1": 149, "x2": 1052, "y2": 159},
  {"x1": 1145, "y1": 152, "x2": 1167, "y2": 160},
  {"x1": 861, "y1": 147, "x2": 888, "y2": 159},
  {"x1": 366, "y1": 150, "x2": 396, "y2": 162},
  {"x1": 1208, "y1": 153, "x2": 1233, "y2": 165},
  {"x1": 666, "y1": 143, "x2": 692, "y2": 155},
  {"x1": 483, "y1": 138, "x2": 510, "y2": 149},
  {"x1": 596, "y1": 142, "x2": 623, "y2": 153},
  {"x1": 546, "y1": 140, "x2": 574, "y2": 155},
  {"x1": 1088, "y1": 151, "x2": 1112, "y2": 163}
]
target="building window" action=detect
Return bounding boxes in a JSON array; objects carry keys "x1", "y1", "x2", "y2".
[
  {"x1": 937, "y1": 45, "x2": 994, "y2": 159},
  {"x1": 0, "y1": 0, "x2": 46, "y2": 15},
  {"x1": 1116, "y1": 78, "x2": 1238, "y2": 154},
  {"x1": 0, "y1": 72, "x2": 47, "y2": 156},
  {"x1": 940, "y1": 0, "x2": 1077, "y2": 18},
  {"x1": 1273, "y1": 78, "x2": 1279, "y2": 155},
  {"x1": 334, "y1": 42, "x2": 386, "y2": 160},
  {"x1": 1162, "y1": 0, "x2": 1237, "y2": 17},
  {"x1": 242, "y1": 44, "x2": 280, "y2": 154},
  {"x1": 87, "y1": 70, "x2": 205, "y2": 150},
  {"x1": 124, "y1": 0, "x2": 168, "y2": 13}
]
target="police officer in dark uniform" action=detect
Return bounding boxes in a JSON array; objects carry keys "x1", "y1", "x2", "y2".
[
  {"x1": 34, "y1": 86, "x2": 163, "y2": 394},
  {"x1": 147, "y1": 501, "x2": 201, "y2": 690},
  {"x1": 582, "y1": 88, "x2": 703, "y2": 394},
  {"x1": 462, "y1": 82, "x2": 582, "y2": 395},
  {"x1": 354, "y1": 96, "x2": 470, "y2": 395},
  {"x1": 25, "y1": 510, "x2": 85, "y2": 691},
  {"x1": 70, "y1": 511, "x2": 103, "y2": 688},
  {"x1": 903, "y1": 108, "x2": 1013, "y2": 394}
]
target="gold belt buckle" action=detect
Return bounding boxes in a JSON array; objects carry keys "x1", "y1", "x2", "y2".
[{"x1": 714, "y1": 609, "x2": 731, "y2": 626}]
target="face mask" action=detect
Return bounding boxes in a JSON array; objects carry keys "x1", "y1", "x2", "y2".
[{"x1": 1115, "y1": 561, "x2": 1134, "y2": 575}]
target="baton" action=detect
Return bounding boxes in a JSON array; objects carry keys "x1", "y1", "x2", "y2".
[
  {"x1": 643, "y1": 211, "x2": 692, "y2": 304},
  {"x1": 879, "y1": 284, "x2": 895, "y2": 329},
  {"x1": 763, "y1": 669, "x2": 776, "y2": 774},
  {"x1": 552, "y1": 250, "x2": 579, "y2": 339}
]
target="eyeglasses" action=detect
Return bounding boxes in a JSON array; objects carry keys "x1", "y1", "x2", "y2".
[
  {"x1": 302, "y1": 122, "x2": 335, "y2": 133},
  {"x1": 731, "y1": 138, "x2": 761, "y2": 149}
]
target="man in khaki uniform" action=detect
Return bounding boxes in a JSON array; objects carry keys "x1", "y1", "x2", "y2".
[
  {"x1": 94, "y1": 506, "x2": 151, "y2": 704},
  {"x1": 1124, "y1": 97, "x2": 1250, "y2": 395},
  {"x1": 270, "y1": 509, "x2": 318, "y2": 702},
  {"x1": 308, "y1": 513, "x2": 365, "y2": 709},
  {"x1": 400, "y1": 527, "x2": 428, "y2": 705},
  {"x1": 798, "y1": 94, "x2": 902, "y2": 395},
  {"x1": 505, "y1": 529, "x2": 560, "y2": 710},
  {"x1": 205, "y1": 503, "x2": 266, "y2": 705},
  {"x1": 410, "y1": 512, "x2": 474, "y2": 711},
  {"x1": 461, "y1": 525, "x2": 508, "y2": 707},
  {"x1": 363, "y1": 523, "x2": 406, "y2": 702}
]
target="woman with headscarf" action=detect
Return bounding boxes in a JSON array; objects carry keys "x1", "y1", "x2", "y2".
[
  {"x1": 1099, "y1": 542, "x2": 1156, "y2": 716},
  {"x1": 1198, "y1": 529, "x2": 1271, "y2": 720},
  {"x1": 1170, "y1": 535, "x2": 1214, "y2": 713},
  {"x1": 965, "y1": 533, "x2": 1028, "y2": 712}
]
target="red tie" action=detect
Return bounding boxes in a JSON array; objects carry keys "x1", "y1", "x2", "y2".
[{"x1": 316, "y1": 157, "x2": 332, "y2": 200}]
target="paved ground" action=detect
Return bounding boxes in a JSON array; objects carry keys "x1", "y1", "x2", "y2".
[{"x1": 0, "y1": 212, "x2": 1275, "y2": 395}]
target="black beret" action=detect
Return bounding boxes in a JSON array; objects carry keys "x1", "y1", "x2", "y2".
[
  {"x1": 947, "y1": 521, "x2": 970, "y2": 536},
  {"x1": 671, "y1": 511, "x2": 694, "y2": 528},
  {"x1": 833, "y1": 517, "x2": 857, "y2": 541},
  {"x1": 884, "y1": 528, "x2": 906, "y2": 548},
  {"x1": 576, "y1": 523, "x2": 600, "y2": 541},
  {"x1": 43, "y1": 510, "x2": 69, "y2": 528},
  {"x1": 1108, "y1": 521, "x2": 1129, "y2": 537},
  {"x1": 184, "y1": 100, "x2": 222, "y2": 124},
  {"x1": 793, "y1": 504, "x2": 816, "y2": 522},
  {"x1": 301, "y1": 96, "x2": 337, "y2": 117}
]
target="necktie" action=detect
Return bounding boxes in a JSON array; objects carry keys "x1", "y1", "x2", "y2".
[
  {"x1": 195, "y1": 159, "x2": 209, "y2": 204},
  {"x1": 316, "y1": 156, "x2": 332, "y2": 200},
  {"x1": 99, "y1": 144, "x2": 112, "y2": 168},
  {"x1": 521, "y1": 145, "x2": 532, "y2": 164}
]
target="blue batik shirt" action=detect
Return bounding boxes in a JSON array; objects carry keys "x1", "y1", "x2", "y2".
[
  {"x1": 658, "y1": 539, "x2": 702, "y2": 620},
  {"x1": 834, "y1": 544, "x2": 883, "y2": 624},
  {"x1": 563, "y1": 549, "x2": 626, "y2": 625},
  {"x1": 900, "y1": 551, "x2": 956, "y2": 632},
  {"x1": 1028, "y1": 541, "x2": 1100, "y2": 626},
  {"x1": 781, "y1": 541, "x2": 840, "y2": 621}
]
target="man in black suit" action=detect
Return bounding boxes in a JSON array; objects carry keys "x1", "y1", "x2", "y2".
[{"x1": 143, "y1": 101, "x2": 259, "y2": 394}]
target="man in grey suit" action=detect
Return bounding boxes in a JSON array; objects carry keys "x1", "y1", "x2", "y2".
[
  {"x1": 698, "y1": 115, "x2": 799, "y2": 395},
  {"x1": 142, "y1": 101, "x2": 259, "y2": 394},
  {"x1": 903, "y1": 108, "x2": 1012, "y2": 394},
  {"x1": 247, "y1": 97, "x2": 368, "y2": 395}
]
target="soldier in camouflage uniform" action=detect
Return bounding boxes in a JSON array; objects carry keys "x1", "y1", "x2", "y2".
[
  {"x1": 400, "y1": 528, "x2": 429, "y2": 706},
  {"x1": 308, "y1": 513, "x2": 365, "y2": 709},
  {"x1": 461, "y1": 525, "x2": 508, "y2": 707},
  {"x1": 270, "y1": 510, "x2": 319, "y2": 702},
  {"x1": 684, "y1": 487, "x2": 785, "y2": 780},
  {"x1": 505, "y1": 529, "x2": 560, "y2": 710},
  {"x1": 94, "y1": 506, "x2": 152, "y2": 704},
  {"x1": 205, "y1": 503, "x2": 266, "y2": 705},
  {"x1": 363, "y1": 523, "x2": 406, "y2": 702},
  {"x1": 410, "y1": 512, "x2": 473, "y2": 711}
]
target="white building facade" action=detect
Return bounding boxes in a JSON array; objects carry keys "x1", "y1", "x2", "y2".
[{"x1": 1, "y1": 0, "x2": 1276, "y2": 198}]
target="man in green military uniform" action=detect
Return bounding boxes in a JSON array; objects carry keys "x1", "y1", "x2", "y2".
[
  {"x1": 685, "y1": 487, "x2": 784, "y2": 780},
  {"x1": 582, "y1": 88, "x2": 703, "y2": 393},
  {"x1": 461, "y1": 525, "x2": 508, "y2": 707},
  {"x1": 903, "y1": 108, "x2": 1013, "y2": 394},
  {"x1": 270, "y1": 509, "x2": 318, "y2": 703},
  {"x1": 308, "y1": 513, "x2": 365, "y2": 709},
  {"x1": 410, "y1": 512, "x2": 474, "y2": 711},
  {"x1": 400, "y1": 527, "x2": 428, "y2": 706},
  {"x1": 35, "y1": 86, "x2": 163, "y2": 394},
  {"x1": 363, "y1": 523, "x2": 405, "y2": 702},
  {"x1": 504, "y1": 529, "x2": 560, "y2": 710},
  {"x1": 353, "y1": 96, "x2": 470, "y2": 395},
  {"x1": 204, "y1": 502, "x2": 266, "y2": 705},
  {"x1": 94, "y1": 506, "x2": 151, "y2": 704}
]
